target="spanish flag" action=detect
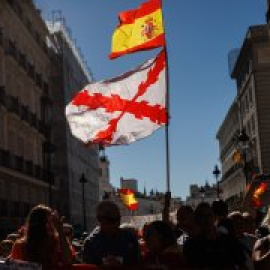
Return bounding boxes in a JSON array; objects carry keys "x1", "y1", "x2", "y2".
[
  {"x1": 252, "y1": 182, "x2": 267, "y2": 208},
  {"x1": 119, "y1": 189, "x2": 139, "y2": 211},
  {"x1": 109, "y1": 0, "x2": 165, "y2": 59}
]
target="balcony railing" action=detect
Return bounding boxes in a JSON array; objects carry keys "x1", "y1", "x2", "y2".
[
  {"x1": 6, "y1": 96, "x2": 19, "y2": 114},
  {"x1": 0, "y1": 148, "x2": 53, "y2": 184},
  {"x1": 0, "y1": 28, "x2": 3, "y2": 47}
]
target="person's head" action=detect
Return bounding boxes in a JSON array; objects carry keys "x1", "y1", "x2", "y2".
[
  {"x1": 176, "y1": 205, "x2": 195, "y2": 232},
  {"x1": 228, "y1": 211, "x2": 244, "y2": 237},
  {"x1": 0, "y1": 239, "x2": 14, "y2": 258},
  {"x1": 194, "y1": 202, "x2": 215, "y2": 234},
  {"x1": 63, "y1": 223, "x2": 73, "y2": 242},
  {"x1": 96, "y1": 201, "x2": 121, "y2": 235},
  {"x1": 211, "y1": 200, "x2": 228, "y2": 220},
  {"x1": 143, "y1": 221, "x2": 176, "y2": 254},
  {"x1": 23, "y1": 204, "x2": 57, "y2": 265},
  {"x1": 26, "y1": 204, "x2": 55, "y2": 240}
]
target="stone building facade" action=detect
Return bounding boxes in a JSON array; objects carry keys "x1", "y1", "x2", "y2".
[
  {"x1": 47, "y1": 13, "x2": 100, "y2": 231},
  {"x1": 0, "y1": 1, "x2": 100, "y2": 235},
  {"x1": 0, "y1": 0, "x2": 53, "y2": 236},
  {"x1": 216, "y1": 21, "x2": 270, "y2": 209}
]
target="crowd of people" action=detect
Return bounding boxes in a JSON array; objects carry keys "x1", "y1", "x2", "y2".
[{"x1": 0, "y1": 199, "x2": 270, "y2": 269}]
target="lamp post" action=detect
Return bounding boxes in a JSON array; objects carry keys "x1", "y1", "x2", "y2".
[
  {"x1": 80, "y1": 173, "x2": 87, "y2": 231},
  {"x1": 213, "y1": 165, "x2": 221, "y2": 199},
  {"x1": 237, "y1": 129, "x2": 250, "y2": 185},
  {"x1": 43, "y1": 141, "x2": 55, "y2": 207}
]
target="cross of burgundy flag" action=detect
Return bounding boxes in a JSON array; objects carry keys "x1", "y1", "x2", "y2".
[{"x1": 66, "y1": 49, "x2": 167, "y2": 145}]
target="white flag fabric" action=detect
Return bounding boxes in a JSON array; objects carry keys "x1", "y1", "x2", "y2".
[{"x1": 65, "y1": 49, "x2": 167, "y2": 145}]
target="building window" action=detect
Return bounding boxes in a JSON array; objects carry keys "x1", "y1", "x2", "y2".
[
  {"x1": 27, "y1": 63, "x2": 35, "y2": 80},
  {"x1": 249, "y1": 87, "x2": 253, "y2": 107},
  {"x1": 236, "y1": 57, "x2": 251, "y2": 89},
  {"x1": 0, "y1": 112, "x2": 4, "y2": 148},
  {"x1": 18, "y1": 52, "x2": 27, "y2": 70},
  {"x1": 11, "y1": 183, "x2": 18, "y2": 202},
  {"x1": 251, "y1": 114, "x2": 256, "y2": 134},
  {"x1": 245, "y1": 94, "x2": 249, "y2": 113},
  {"x1": 0, "y1": 180, "x2": 5, "y2": 199},
  {"x1": 35, "y1": 31, "x2": 41, "y2": 45},
  {"x1": 8, "y1": 129, "x2": 15, "y2": 154},
  {"x1": 35, "y1": 72, "x2": 42, "y2": 88},
  {"x1": 0, "y1": 28, "x2": 3, "y2": 46},
  {"x1": 17, "y1": 136, "x2": 24, "y2": 157},
  {"x1": 0, "y1": 199, "x2": 8, "y2": 216}
]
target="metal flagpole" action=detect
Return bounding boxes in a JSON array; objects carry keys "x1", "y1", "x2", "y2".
[
  {"x1": 161, "y1": 0, "x2": 171, "y2": 222},
  {"x1": 162, "y1": 47, "x2": 171, "y2": 222}
]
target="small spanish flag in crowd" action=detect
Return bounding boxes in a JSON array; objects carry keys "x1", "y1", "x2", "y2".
[
  {"x1": 119, "y1": 188, "x2": 139, "y2": 211},
  {"x1": 252, "y1": 182, "x2": 268, "y2": 208},
  {"x1": 109, "y1": 0, "x2": 165, "y2": 59}
]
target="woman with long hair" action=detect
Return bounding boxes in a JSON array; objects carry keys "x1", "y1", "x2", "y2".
[{"x1": 10, "y1": 204, "x2": 72, "y2": 269}]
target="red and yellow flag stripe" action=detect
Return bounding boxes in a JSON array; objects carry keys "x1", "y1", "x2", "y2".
[
  {"x1": 110, "y1": 0, "x2": 165, "y2": 59},
  {"x1": 119, "y1": 188, "x2": 138, "y2": 211}
]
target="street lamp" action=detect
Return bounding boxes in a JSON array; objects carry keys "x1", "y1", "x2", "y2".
[
  {"x1": 79, "y1": 173, "x2": 87, "y2": 231},
  {"x1": 213, "y1": 165, "x2": 221, "y2": 199},
  {"x1": 237, "y1": 129, "x2": 250, "y2": 185},
  {"x1": 43, "y1": 141, "x2": 55, "y2": 207}
]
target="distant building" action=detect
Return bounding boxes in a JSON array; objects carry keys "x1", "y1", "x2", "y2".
[
  {"x1": 120, "y1": 177, "x2": 138, "y2": 192},
  {"x1": 186, "y1": 183, "x2": 217, "y2": 209},
  {"x1": 216, "y1": 100, "x2": 245, "y2": 209},
  {"x1": 99, "y1": 152, "x2": 114, "y2": 200},
  {"x1": 216, "y1": 22, "x2": 270, "y2": 209}
]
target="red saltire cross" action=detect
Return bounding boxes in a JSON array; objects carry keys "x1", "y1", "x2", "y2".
[{"x1": 72, "y1": 50, "x2": 167, "y2": 145}]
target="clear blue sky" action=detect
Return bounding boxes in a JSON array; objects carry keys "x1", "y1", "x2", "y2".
[{"x1": 36, "y1": 0, "x2": 266, "y2": 200}]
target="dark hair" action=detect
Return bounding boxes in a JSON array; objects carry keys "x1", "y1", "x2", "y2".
[
  {"x1": 25, "y1": 204, "x2": 56, "y2": 265},
  {"x1": 194, "y1": 202, "x2": 213, "y2": 224},
  {"x1": 144, "y1": 221, "x2": 176, "y2": 248},
  {"x1": 96, "y1": 201, "x2": 120, "y2": 222},
  {"x1": 211, "y1": 200, "x2": 228, "y2": 217}
]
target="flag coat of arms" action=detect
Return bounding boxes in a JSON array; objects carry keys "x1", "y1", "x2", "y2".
[
  {"x1": 66, "y1": 49, "x2": 167, "y2": 145},
  {"x1": 109, "y1": 0, "x2": 165, "y2": 59},
  {"x1": 119, "y1": 188, "x2": 138, "y2": 211}
]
